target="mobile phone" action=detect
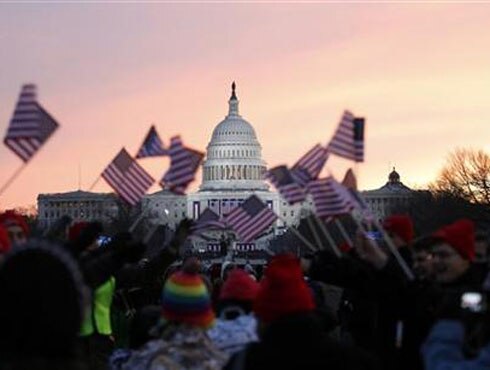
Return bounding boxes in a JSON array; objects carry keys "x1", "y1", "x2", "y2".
[{"x1": 461, "y1": 292, "x2": 486, "y2": 313}]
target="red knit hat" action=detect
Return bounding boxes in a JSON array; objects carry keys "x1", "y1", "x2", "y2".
[
  {"x1": 0, "y1": 224, "x2": 11, "y2": 254},
  {"x1": 220, "y1": 268, "x2": 259, "y2": 301},
  {"x1": 0, "y1": 210, "x2": 29, "y2": 237},
  {"x1": 68, "y1": 222, "x2": 89, "y2": 242},
  {"x1": 433, "y1": 219, "x2": 475, "y2": 261},
  {"x1": 383, "y1": 214, "x2": 414, "y2": 244},
  {"x1": 254, "y1": 254, "x2": 315, "y2": 323}
]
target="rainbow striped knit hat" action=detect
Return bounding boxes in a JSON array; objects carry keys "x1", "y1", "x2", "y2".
[{"x1": 162, "y1": 270, "x2": 215, "y2": 329}]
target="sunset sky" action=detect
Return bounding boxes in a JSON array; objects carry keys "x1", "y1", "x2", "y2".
[{"x1": 1, "y1": 3, "x2": 490, "y2": 209}]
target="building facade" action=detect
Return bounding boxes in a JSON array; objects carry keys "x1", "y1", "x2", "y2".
[
  {"x1": 37, "y1": 190, "x2": 119, "y2": 228},
  {"x1": 361, "y1": 168, "x2": 413, "y2": 220}
]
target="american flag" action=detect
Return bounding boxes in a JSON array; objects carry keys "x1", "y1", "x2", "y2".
[
  {"x1": 101, "y1": 148, "x2": 155, "y2": 206},
  {"x1": 4, "y1": 84, "x2": 59, "y2": 162},
  {"x1": 136, "y1": 125, "x2": 167, "y2": 158},
  {"x1": 267, "y1": 165, "x2": 307, "y2": 204},
  {"x1": 291, "y1": 144, "x2": 329, "y2": 185},
  {"x1": 160, "y1": 136, "x2": 204, "y2": 194},
  {"x1": 225, "y1": 195, "x2": 278, "y2": 243},
  {"x1": 308, "y1": 177, "x2": 354, "y2": 219},
  {"x1": 191, "y1": 208, "x2": 226, "y2": 235},
  {"x1": 327, "y1": 110, "x2": 365, "y2": 162}
]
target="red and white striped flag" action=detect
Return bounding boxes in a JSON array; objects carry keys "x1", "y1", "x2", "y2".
[
  {"x1": 307, "y1": 177, "x2": 354, "y2": 219},
  {"x1": 160, "y1": 136, "x2": 204, "y2": 194},
  {"x1": 191, "y1": 208, "x2": 227, "y2": 236},
  {"x1": 4, "y1": 84, "x2": 59, "y2": 162},
  {"x1": 225, "y1": 195, "x2": 277, "y2": 243},
  {"x1": 136, "y1": 125, "x2": 167, "y2": 159},
  {"x1": 291, "y1": 144, "x2": 329, "y2": 185},
  {"x1": 102, "y1": 148, "x2": 155, "y2": 206},
  {"x1": 327, "y1": 110, "x2": 365, "y2": 162},
  {"x1": 266, "y1": 165, "x2": 307, "y2": 204}
]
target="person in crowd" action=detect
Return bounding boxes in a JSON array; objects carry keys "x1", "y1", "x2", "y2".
[
  {"x1": 208, "y1": 268, "x2": 259, "y2": 355},
  {"x1": 412, "y1": 236, "x2": 437, "y2": 281},
  {"x1": 121, "y1": 259, "x2": 227, "y2": 370},
  {"x1": 0, "y1": 224, "x2": 11, "y2": 257},
  {"x1": 383, "y1": 214, "x2": 414, "y2": 265},
  {"x1": 474, "y1": 230, "x2": 490, "y2": 266},
  {"x1": 431, "y1": 219, "x2": 484, "y2": 288},
  {"x1": 225, "y1": 254, "x2": 378, "y2": 370},
  {"x1": 0, "y1": 210, "x2": 29, "y2": 246},
  {"x1": 0, "y1": 240, "x2": 88, "y2": 370}
]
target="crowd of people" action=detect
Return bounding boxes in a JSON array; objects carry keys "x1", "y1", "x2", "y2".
[{"x1": 0, "y1": 209, "x2": 490, "y2": 370}]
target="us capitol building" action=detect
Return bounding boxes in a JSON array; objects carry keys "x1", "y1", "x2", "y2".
[{"x1": 37, "y1": 84, "x2": 414, "y2": 249}]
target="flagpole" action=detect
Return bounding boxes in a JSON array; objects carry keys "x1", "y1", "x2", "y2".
[
  {"x1": 306, "y1": 216, "x2": 324, "y2": 250},
  {"x1": 334, "y1": 218, "x2": 353, "y2": 247},
  {"x1": 312, "y1": 215, "x2": 342, "y2": 258},
  {"x1": 89, "y1": 175, "x2": 101, "y2": 191},
  {"x1": 349, "y1": 212, "x2": 414, "y2": 281},
  {"x1": 276, "y1": 214, "x2": 317, "y2": 253},
  {"x1": 0, "y1": 162, "x2": 28, "y2": 198}
]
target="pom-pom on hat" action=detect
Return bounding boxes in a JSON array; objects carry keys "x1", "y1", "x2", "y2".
[
  {"x1": 220, "y1": 268, "x2": 259, "y2": 302},
  {"x1": 433, "y1": 219, "x2": 475, "y2": 261},
  {"x1": 383, "y1": 214, "x2": 414, "y2": 244},
  {"x1": 254, "y1": 254, "x2": 315, "y2": 323},
  {"x1": 162, "y1": 267, "x2": 215, "y2": 329}
]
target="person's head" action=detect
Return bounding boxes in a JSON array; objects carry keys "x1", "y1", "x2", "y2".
[
  {"x1": 161, "y1": 260, "x2": 215, "y2": 329},
  {"x1": 0, "y1": 210, "x2": 29, "y2": 246},
  {"x1": 68, "y1": 221, "x2": 103, "y2": 254},
  {"x1": 0, "y1": 240, "x2": 87, "y2": 361},
  {"x1": 218, "y1": 268, "x2": 259, "y2": 319},
  {"x1": 431, "y1": 219, "x2": 475, "y2": 284},
  {"x1": 253, "y1": 254, "x2": 315, "y2": 335},
  {"x1": 383, "y1": 214, "x2": 414, "y2": 248},
  {"x1": 412, "y1": 236, "x2": 437, "y2": 280},
  {"x1": 474, "y1": 230, "x2": 490, "y2": 264}
]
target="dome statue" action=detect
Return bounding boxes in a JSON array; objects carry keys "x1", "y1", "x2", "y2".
[{"x1": 200, "y1": 83, "x2": 268, "y2": 191}]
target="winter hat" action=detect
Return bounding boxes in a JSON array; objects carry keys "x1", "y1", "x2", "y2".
[
  {"x1": 68, "y1": 221, "x2": 89, "y2": 242},
  {"x1": 254, "y1": 254, "x2": 315, "y2": 323},
  {"x1": 220, "y1": 268, "x2": 259, "y2": 301},
  {"x1": 0, "y1": 240, "x2": 86, "y2": 358},
  {"x1": 383, "y1": 214, "x2": 414, "y2": 244},
  {"x1": 161, "y1": 263, "x2": 215, "y2": 328},
  {"x1": 0, "y1": 224, "x2": 11, "y2": 254},
  {"x1": 0, "y1": 210, "x2": 29, "y2": 236},
  {"x1": 433, "y1": 219, "x2": 475, "y2": 261}
]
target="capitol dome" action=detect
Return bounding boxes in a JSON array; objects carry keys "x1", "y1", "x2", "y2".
[{"x1": 200, "y1": 83, "x2": 268, "y2": 191}]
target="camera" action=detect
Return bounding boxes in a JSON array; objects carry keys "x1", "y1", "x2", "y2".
[{"x1": 461, "y1": 292, "x2": 487, "y2": 314}]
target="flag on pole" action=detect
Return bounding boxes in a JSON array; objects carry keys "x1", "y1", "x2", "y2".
[
  {"x1": 308, "y1": 177, "x2": 354, "y2": 219},
  {"x1": 266, "y1": 165, "x2": 307, "y2": 204},
  {"x1": 291, "y1": 144, "x2": 329, "y2": 185},
  {"x1": 136, "y1": 125, "x2": 167, "y2": 158},
  {"x1": 160, "y1": 136, "x2": 204, "y2": 194},
  {"x1": 327, "y1": 110, "x2": 365, "y2": 162},
  {"x1": 342, "y1": 168, "x2": 358, "y2": 191},
  {"x1": 101, "y1": 148, "x2": 155, "y2": 206},
  {"x1": 4, "y1": 84, "x2": 59, "y2": 162},
  {"x1": 225, "y1": 195, "x2": 278, "y2": 242},
  {"x1": 191, "y1": 208, "x2": 226, "y2": 235}
]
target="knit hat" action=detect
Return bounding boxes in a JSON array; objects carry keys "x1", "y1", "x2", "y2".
[
  {"x1": 254, "y1": 254, "x2": 315, "y2": 323},
  {"x1": 0, "y1": 210, "x2": 29, "y2": 236},
  {"x1": 0, "y1": 240, "x2": 86, "y2": 358},
  {"x1": 0, "y1": 224, "x2": 11, "y2": 254},
  {"x1": 433, "y1": 219, "x2": 475, "y2": 261},
  {"x1": 161, "y1": 265, "x2": 215, "y2": 328},
  {"x1": 383, "y1": 214, "x2": 414, "y2": 244},
  {"x1": 220, "y1": 268, "x2": 259, "y2": 301},
  {"x1": 68, "y1": 221, "x2": 89, "y2": 242}
]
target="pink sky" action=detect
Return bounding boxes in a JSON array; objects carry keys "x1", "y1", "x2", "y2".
[{"x1": 1, "y1": 3, "x2": 490, "y2": 209}]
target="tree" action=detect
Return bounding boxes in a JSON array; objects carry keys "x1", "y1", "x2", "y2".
[{"x1": 431, "y1": 148, "x2": 490, "y2": 204}]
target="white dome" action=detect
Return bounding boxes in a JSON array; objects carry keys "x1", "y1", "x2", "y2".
[{"x1": 200, "y1": 83, "x2": 268, "y2": 191}]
